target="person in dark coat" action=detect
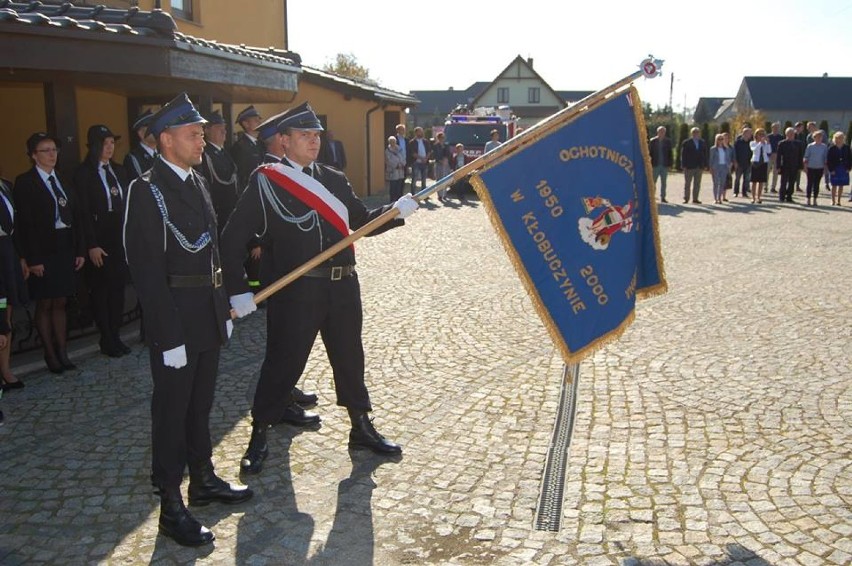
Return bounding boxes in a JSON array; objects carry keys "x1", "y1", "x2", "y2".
[
  {"x1": 230, "y1": 105, "x2": 264, "y2": 190},
  {"x1": 776, "y1": 127, "x2": 804, "y2": 203},
  {"x1": 648, "y1": 126, "x2": 673, "y2": 203},
  {"x1": 195, "y1": 111, "x2": 239, "y2": 232},
  {"x1": 13, "y1": 133, "x2": 86, "y2": 374},
  {"x1": 0, "y1": 176, "x2": 27, "y2": 391},
  {"x1": 733, "y1": 127, "x2": 754, "y2": 197},
  {"x1": 123, "y1": 109, "x2": 157, "y2": 181},
  {"x1": 220, "y1": 102, "x2": 419, "y2": 475},
  {"x1": 680, "y1": 127, "x2": 708, "y2": 204},
  {"x1": 123, "y1": 93, "x2": 252, "y2": 548},
  {"x1": 74, "y1": 124, "x2": 131, "y2": 357},
  {"x1": 318, "y1": 130, "x2": 347, "y2": 170}
]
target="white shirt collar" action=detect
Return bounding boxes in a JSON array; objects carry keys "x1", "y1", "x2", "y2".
[
  {"x1": 35, "y1": 165, "x2": 56, "y2": 182},
  {"x1": 284, "y1": 157, "x2": 313, "y2": 173},
  {"x1": 208, "y1": 142, "x2": 223, "y2": 152},
  {"x1": 159, "y1": 156, "x2": 192, "y2": 181},
  {"x1": 141, "y1": 144, "x2": 157, "y2": 158},
  {"x1": 245, "y1": 133, "x2": 258, "y2": 144}
]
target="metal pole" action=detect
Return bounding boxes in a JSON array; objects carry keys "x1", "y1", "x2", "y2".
[{"x1": 237, "y1": 58, "x2": 663, "y2": 312}]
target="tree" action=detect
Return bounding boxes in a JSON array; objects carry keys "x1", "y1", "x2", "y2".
[
  {"x1": 322, "y1": 53, "x2": 374, "y2": 83},
  {"x1": 819, "y1": 119, "x2": 830, "y2": 135}
]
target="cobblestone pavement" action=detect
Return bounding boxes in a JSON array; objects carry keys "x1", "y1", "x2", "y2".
[{"x1": 1, "y1": 178, "x2": 850, "y2": 565}]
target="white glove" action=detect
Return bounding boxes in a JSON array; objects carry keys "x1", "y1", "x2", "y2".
[
  {"x1": 226, "y1": 319, "x2": 234, "y2": 339},
  {"x1": 163, "y1": 345, "x2": 187, "y2": 369},
  {"x1": 394, "y1": 194, "x2": 419, "y2": 220},
  {"x1": 229, "y1": 292, "x2": 257, "y2": 318}
]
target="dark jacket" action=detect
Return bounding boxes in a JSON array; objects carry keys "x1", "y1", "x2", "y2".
[
  {"x1": 319, "y1": 139, "x2": 347, "y2": 170},
  {"x1": 196, "y1": 144, "x2": 240, "y2": 229},
  {"x1": 73, "y1": 159, "x2": 129, "y2": 255},
  {"x1": 826, "y1": 144, "x2": 852, "y2": 172},
  {"x1": 407, "y1": 137, "x2": 432, "y2": 168},
  {"x1": 733, "y1": 137, "x2": 753, "y2": 167},
  {"x1": 221, "y1": 162, "x2": 403, "y2": 297},
  {"x1": 680, "y1": 137, "x2": 708, "y2": 169},
  {"x1": 12, "y1": 167, "x2": 85, "y2": 266},
  {"x1": 776, "y1": 138, "x2": 804, "y2": 171},
  {"x1": 230, "y1": 133, "x2": 265, "y2": 190},
  {"x1": 123, "y1": 144, "x2": 156, "y2": 181},
  {"x1": 648, "y1": 136, "x2": 673, "y2": 168},
  {"x1": 123, "y1": 158, "x2": 230, "y2": 353}
]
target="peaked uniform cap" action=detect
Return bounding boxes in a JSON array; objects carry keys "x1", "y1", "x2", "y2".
[
  {"x1": 148, "y1": 93, "x2": 207, "y2": 138},
  {"x1": 278, "y1": 102, "x2": 323, "y2": 131},
  {"x1": 131, "y1": 109, "x2": 154, "y2": 131},
  {"x1": 235, "y1": 105, "x2": 261, "y2": 124}
]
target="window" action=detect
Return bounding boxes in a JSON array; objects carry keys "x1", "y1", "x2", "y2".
[
  {"x1": 172, "y1": 0, "x2": 193, "y2": 20},
  {"x1": 528, "y1": 87, "x2": 540, "y2": 104},
  {"x1": 497, "y1": 88, "x2": 509, "y2": 104}
]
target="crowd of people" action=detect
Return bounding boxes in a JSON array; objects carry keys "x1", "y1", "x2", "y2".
[
  {"x1": 648, "y1": 121, "x2": 852, "y2": 206},
  {"x1": 385, "y1": 123, "x2": 490, "y2": 203},
  {"x1": 0, "y1": 93, "x2": 420, "y2": 547}
]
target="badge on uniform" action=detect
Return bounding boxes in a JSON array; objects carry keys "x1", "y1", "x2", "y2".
[
  {"x1": 110, "y1": 187, "x2": 120, "y2": 196},
  {"x1": 58, "y1": 197, "x2": 67, "y2": 207}
]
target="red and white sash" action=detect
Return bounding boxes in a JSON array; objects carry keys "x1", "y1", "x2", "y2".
[{"x1": 259, "y1": 163, "x2": 350, "y2": 238}]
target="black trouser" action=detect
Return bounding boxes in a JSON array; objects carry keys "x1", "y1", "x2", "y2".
[
  {"x1": 806, "y1": 168, "x2": 823, "y2": 200},
  {"x1": 87, "y1": 248, "x2": 126, "y2": 348},
  {"x1": 149, "y1": 346, "x2": 220, "y2": 490},
  {"x1": 779, "y1": 169, "x2": 798, "y2": 201},
  {"x1": 388, "y1": 179, "x2": 404, "y2": 203},
  {"x1": 252, "y1": 273, "x2": 371, "y2": 426}
]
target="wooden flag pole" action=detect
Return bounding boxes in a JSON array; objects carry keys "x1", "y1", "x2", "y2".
[{"x1": 233, "y1": 57, "x2": 663, "y2": 315}]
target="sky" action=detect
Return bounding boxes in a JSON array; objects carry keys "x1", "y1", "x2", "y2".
[{"x1": 288, "y1": 0, "x2": 852, "y2": 112}]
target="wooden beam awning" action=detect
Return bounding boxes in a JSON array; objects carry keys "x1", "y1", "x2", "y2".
[{"x1": 0, "y1": 2, "x2": 300, "y2": 102}]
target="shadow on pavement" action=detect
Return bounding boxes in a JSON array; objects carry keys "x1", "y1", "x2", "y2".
[{"x1": 623, "y1": 543, "x2": 773, "y2": 565}]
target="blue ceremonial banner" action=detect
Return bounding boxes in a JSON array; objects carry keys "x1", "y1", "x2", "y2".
[{"x1": 471, "y1": 86, "x2": 666, "y2": 363}]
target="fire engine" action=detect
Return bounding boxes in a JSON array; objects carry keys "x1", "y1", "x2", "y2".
[{"x1": 442, "y1": 105, "x2": 518, "y2": 163}]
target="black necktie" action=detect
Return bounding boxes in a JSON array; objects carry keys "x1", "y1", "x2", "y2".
[
  {"x1": 302, "y1": 166, "x2": 312, "y2": 177},
  {"x1": 48, "y1": 175, "x2": 72, "y2": 225},
  {"x1": 103, "y1": 164, "x2": 121, "y2": 212},
  {"x1": 0, "y1": 194, "x2": 13, "y2": 235},
  {"x1": 758, "y1": 146, "x2": 764, "y2": 163}
]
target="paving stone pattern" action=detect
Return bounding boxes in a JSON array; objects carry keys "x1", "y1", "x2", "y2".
[{"x1": 0, "y1": 179, "x2": 850, "y2": 565}]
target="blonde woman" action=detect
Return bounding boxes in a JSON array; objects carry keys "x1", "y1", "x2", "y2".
[
  {"x1": 826, "y1": 131, "x2": 851, "y2": 205},
  {"x1": 709, "y1": 134, "x2": 729, "y2": 204}
]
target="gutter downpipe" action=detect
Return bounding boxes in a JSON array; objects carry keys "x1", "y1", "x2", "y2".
[{"x1": 365, "y1": 101, "x2": 383, "y2": 196}]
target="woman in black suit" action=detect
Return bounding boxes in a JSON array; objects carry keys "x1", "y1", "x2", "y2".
[
  {"x1": 0, "y1": 175, "x2": 28, "y2": 390},
  {"x1": 75, "y1": 125, "x2": 130, "y2": 357},
  {"x1": 12, "y1": 133, "x2": 85, "y2": 373}
]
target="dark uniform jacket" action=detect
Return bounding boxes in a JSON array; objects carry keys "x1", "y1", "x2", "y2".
[
  {"x1": 196, "y1": 144, "x2": 239, "y2": 228},
  {"x1": 73, "y1": 159, "x2": 129, "y2": 255},
  {"x1": 220, "y1": 162, "x2": 403, "y2": 297},
  {"x1": 123, "y1": 144, "x2": 156, "y2": 181},
  {"x1": 12, "y1": 167, "x2": 85, "y2": 266},
  {"x1": 123, "y1": 158, "x2": 230, "y2": 353},
  {"x1": 230, "y1": 133, "x2": 264, "y2": 190}
]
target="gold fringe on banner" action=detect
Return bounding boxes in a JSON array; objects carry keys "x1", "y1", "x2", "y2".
[{"x1": 471, "y1": 86, "x2": 667, "y2": 364}]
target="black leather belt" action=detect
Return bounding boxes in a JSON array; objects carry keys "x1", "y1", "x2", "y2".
[
  {"x1": 167, "y1": 269, "x2": 223, "y2": 288},
  {"x1": 303, "y1": 265, "x2": 355, "y2": 281}
]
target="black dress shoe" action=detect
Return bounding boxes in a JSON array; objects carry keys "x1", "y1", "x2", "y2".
[
  {"x1": 44, "y1": 356, "x2": 64, "y2": 374},
  {"x1": 158, "y1": 492, "x2": 215, "y2": 547},
  {"x1": 348, "y1": 412, "x2": 402, "y2": 454},
  {"x1": 57, "y1": 353, "x2": 76, "y2": 371},
  {"x1": 240, "y1": 424, "x2": 269, "y2": 475},
  {"x1": 100, "y1": 344, "x2": 124, "y2": 358},
  {"x1": 117, "y1": 340, "x2": 132, "y2": 355},
  {"x1": 292, "y1": 386, "x2": 318, "y2": 407},
  {"x1": 1, "y1": 377, "x2": 24, "y2": 391},
  {"x1": 279, "y1": 402, "x2": 321, "y2": 427},
  {"x1": 188, "y1": 462, "x2": 253, "y2": 506}
]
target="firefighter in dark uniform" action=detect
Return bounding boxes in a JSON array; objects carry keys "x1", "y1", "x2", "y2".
[
  {"x1": 123, "y1": 109, "x2": 157, "y2": 181},
  {"x1": 195, "y1": 110, "x2": 239, "y2": 233},
  {"x1": 230, "y1": 105, "x2": 264, "y2": 190},
  {"x1": 220, "y1": 102, "x2": 419, "y2": 475},
  {"x1": 74, "y1": 124, "x2": 131, "y2": 357},
  {"x1": 230, "y1": 105, "x2": 265, "y2": 297},
  {"x1": 123, "y1": 93, "x2": 252, "y2": 547}
]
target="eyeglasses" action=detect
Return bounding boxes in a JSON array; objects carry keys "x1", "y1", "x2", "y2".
[{"x1": 35, "y1": 148, "x2": 59, "y2": 154}]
